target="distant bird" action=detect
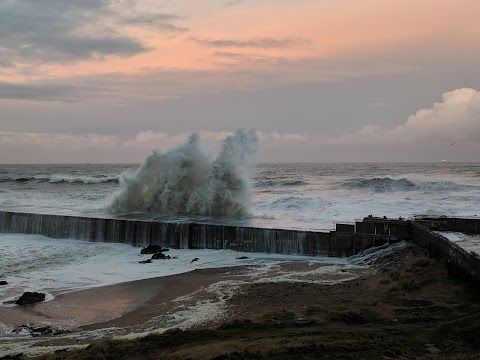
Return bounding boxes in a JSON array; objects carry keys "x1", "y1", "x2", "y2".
[{"x1": 451, "y1": 142, "x2": 455, "y2": 145}]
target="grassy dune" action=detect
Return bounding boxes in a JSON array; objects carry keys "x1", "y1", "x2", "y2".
[{"x1": 32, "y1": 247, "x2": 480, "y2": 360}]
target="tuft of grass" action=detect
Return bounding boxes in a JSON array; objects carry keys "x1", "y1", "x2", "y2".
[
  {"x1": 411, "y1": 257, "x2": 431, "y2": 268},
  {"x1": 379, "y1": 278, "x2": 390, "y2": 285},
  {"x1": 263, "y1": 310, "x2": 296, "y2": 322},
  {"x1": 327, "y1": 309, "x2": 382, "y2": 325},
  {"x1": 389, "y1": 270, "x2": 401, "y2": 281},
  {"x1": 388, "y1": 285, "x2": 399, "y2": 292},
  {"x1": 399, "y1": 274, "x2": 421, "y2": 291}
]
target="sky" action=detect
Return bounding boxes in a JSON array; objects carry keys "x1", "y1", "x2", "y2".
[{"x1": 0, "y1": 0, "x2": 479, "y2": 163}]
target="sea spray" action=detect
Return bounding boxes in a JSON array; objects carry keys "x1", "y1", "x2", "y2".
[{"x1": 107, "y1": 129, "x2": 258, "y2": 216}]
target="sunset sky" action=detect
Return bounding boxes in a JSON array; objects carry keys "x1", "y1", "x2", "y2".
[{"x1": 1, "y1": 0, "x2": 479, "y2": 163}]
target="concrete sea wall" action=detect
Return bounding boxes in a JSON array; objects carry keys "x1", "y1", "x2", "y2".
[
  {"x1": 412, "y1": 221, "x2": 480, "y2": 281},
  {"x1": 2, "y1": 210, "x2": 478, "y2": 281},
  {"x1": 415, "y1": 217, "x2": 480, "y2": 234},
  {"x1": 0, "y1": 211, "x2": 403, "y2": 257}
]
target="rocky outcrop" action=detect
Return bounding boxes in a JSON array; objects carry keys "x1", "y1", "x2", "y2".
[
  {"x1": 151, "y1": 251, "x2": 171, "y2": 260},
  {"x1": 15, "y1": 292, "x2": 45, "y2": 306},
  {"x1": 141, "y1": 245, "x2": 169, "y2": 254},
  {"x1": 12, "y1": 324, "x2": 69, "y2": 337}
]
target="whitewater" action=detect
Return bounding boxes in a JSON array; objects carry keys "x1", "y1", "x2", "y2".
[
  {"x1": 0, "y1": 130, "x2": 479, "y2": 356},
  {"x1": 1, "y1": 131, "x2": 479, "y2": 285}
]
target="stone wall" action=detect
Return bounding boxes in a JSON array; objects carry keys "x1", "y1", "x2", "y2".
[
  {"x1": 411, "y1": 221, "x2": 480, "y2": 283},
  {"x1": 416, "y1": 217, "x2": 480, "y2": 234},
  {"x1": 0, "y1": 211, "x2": 395, "y2": 258},
  {"x1": 355, "y1": 217, "x2": 411, "y2": 238}
]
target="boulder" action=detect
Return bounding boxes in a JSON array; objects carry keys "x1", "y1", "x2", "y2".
[
  {"x1": 15, "y1": 292, "x2": 46, "y2": 306},
  {"x1": 0, "y1": 280, "x2": 8, "y2": 286},
  {"x1": 151, "y1": 251, "x2": 171, "y2": 260},
  {"x1": 0, "y1": 353, "x2": 23, "y2": 360},
  {"x1": 12, "y1": 324, "x2": 69, "y2": 337},
  {"x1": 141, "y1": 245, "x2": 169, "y2": 254}
]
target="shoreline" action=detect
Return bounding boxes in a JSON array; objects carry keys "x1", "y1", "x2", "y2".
[
  {"x1": 2, "y1": 243, "x2": 480, "y2": 359},
  {"x1": 0, "y1": 260, "x2": 369, "y2": 357}
]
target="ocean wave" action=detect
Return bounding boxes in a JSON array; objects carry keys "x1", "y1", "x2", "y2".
[
  {"x1": 341, "y1": 177, "x2": 467, "y2": 192},
  {"x1": 48, "y1": 174, "x2": 119, "y2": 184},
  {"x1": 271, "y1": 196, "x2": 312, "y2": 210},
  {"x1": 106, "y1": 129, "x2": 259, "y2": 217},
  {"x1": 0, "y1": 175, "x2": 119, "y2": 184},
  {"x1": 255, "y1": 179, "x2": 308, "y2": 188}
]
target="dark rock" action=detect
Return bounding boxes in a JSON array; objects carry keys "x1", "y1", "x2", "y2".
[
  {"x1": 266, "y1": 319, "x2": 283, "y2": 326},
  {"x1": 54, "y1": 349, "x2": 68, "y2": 354},
  {"x1": 11, "y1": 324, "x2": 69, "y2": 338},
  {"x1": 141, "y1": 245, "x2": 169, "y2": 254},
  {"x1": 139, "y1": 259, "x2": 152, "y2": 264},
  {"x1": 191, "y1": 257, "x2": 199, "y2": 263},
  {"x1": 15, "y1": 292, "x2": 45, "y2": 306},
  {"x1": 447, "y1": 259, "x2": 454, "y2": 275},
  {"x1": 294, "y1": 317, "x2": 314, "y2": 325},
  {"x1": 236, "y1": 256, "x2": 249, "y2": 260},
  {"x1": 0, "y1": 280, "x2": 8, "y2": 285},
  {"x1": 0, "y1": 353, "x2": 23, "y2": 360},
  {"x1": 151, "y1": 251, "x2": 171, "y2": 260}
]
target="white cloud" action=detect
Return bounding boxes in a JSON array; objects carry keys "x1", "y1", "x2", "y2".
[
  {"x1": 257, "y1": 131, "x2": 308, "y2": 143},
  {"x1": 0, "y1": 130, "x2": 309, "y2": 163},
  {"x1": 332, "y1": 88, "x2": 480, "y2": 145},
  {"x1": 125, "y1": 131, "x2": 188, "y2": 148}
]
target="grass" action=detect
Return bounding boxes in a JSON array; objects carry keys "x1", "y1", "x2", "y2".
[{"x1": 31, "y1": 250, "x2": 480, "y2": 360}]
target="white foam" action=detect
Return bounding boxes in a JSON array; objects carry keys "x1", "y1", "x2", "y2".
[
  {"x1": 0, "y1": 233, "x2": 344, "y2": 305},
  {"x1": 435, "y1": 231, "x2": 480, "y2": 255},
  {"x1": 106, "y1": 129, "x2": 258, "y2": 217},
  {"x1": 49, "y1": 174, "x2": 119, "y2": 184}
]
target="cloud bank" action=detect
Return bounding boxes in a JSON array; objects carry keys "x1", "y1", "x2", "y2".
[
  {"x1": 0, "y1": 130, "x2": 308, "y2": 164},
  {"x1": 0, "y1": 0, "x2": 148, "y2": 65},
  {"x1": 333, "y1": 88, "x2": 480, "y2": 145},
  {"x1": 1, "y1": 88, "x2": 478, "y2": 163}
]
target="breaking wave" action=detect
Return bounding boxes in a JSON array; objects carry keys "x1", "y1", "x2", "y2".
[
  {"x1": 48, "y1": 175, "x2": 119, "y2": 184},
  {"x1": 341, "y1": 177, "x2": 467, "y2": 192},
  {"x1": 255, "y1": 179, "x2": 308, "y2": 188},
  {"x1": 0, "y1": 175, "x2": 118, "y2": 184},
  {"x1": 106, "y1": 129, "x2": 258, "y2": 217}
]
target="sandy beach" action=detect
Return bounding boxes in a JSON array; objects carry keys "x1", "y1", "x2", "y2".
[
  {"x1": 1, "y1": 242, "x2": 479, "y2": 359},
  {"x1": 1, "y1": 259, "x2": 368, "y2": 357}
]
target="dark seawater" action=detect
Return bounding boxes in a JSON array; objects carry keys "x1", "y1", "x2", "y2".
[
  {"x1": 1, "y1": 162, "x2": 479, "y2": 347},
  {"x1": 0, "y1": 162, "x2": 479, "y2": 230}
]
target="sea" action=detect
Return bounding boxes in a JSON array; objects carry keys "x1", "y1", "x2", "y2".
[
  {"x1": 0, "y1": 162, "x2": 479, "y2": 229},
  {"x1": 0, "y1": 157, "x2": 480, "y2": 350},
  {"x1": 0, "y1": 161, "x2": 479, "y2": 296},
  {"x1": 0, "y1": 130, "x2": 479, "y2": 331}
]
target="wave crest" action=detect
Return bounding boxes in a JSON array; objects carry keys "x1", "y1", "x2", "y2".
[
  {"x1": 48, "y1": 175, "x2": 119, "y2": 184},
  {"x1": 342, "y1": 177, "x2": 466, "y2": 192},
  {"x1": 255, "y1": 179, "x2": 308, "y2": 188},
  {"x1": 0, "y1": 175, "x2": 118, "y2": 184},
  {"x1": 107, "y1": 129, "x2": 258, "y2": 217}
]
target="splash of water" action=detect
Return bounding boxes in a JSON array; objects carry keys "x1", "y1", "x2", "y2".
[{"x1": 107, "y1": 129, "x2": 258, "y2": 217}]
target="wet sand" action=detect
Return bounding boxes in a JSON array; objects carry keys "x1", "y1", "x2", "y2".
[
  {"x1": 1, "y1": 266, "x2": 243, "y2": 334},
  {"x1": 0, "y1": 260, "x2": 370, "y2": 357},
  {"x1": 4, "y1": 244, "x2": 480, "y2": 359}
]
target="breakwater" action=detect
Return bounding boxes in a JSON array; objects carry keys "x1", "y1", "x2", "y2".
[
  {"x1": 1, "y1": 210, "x2": 479, "y2": 282},
  {"x1": 0, "y1": 210, "x2": 408, "y2": 257},
  {"x1": 411, "y1": 217, "x2": 480, "y2": 283}
]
